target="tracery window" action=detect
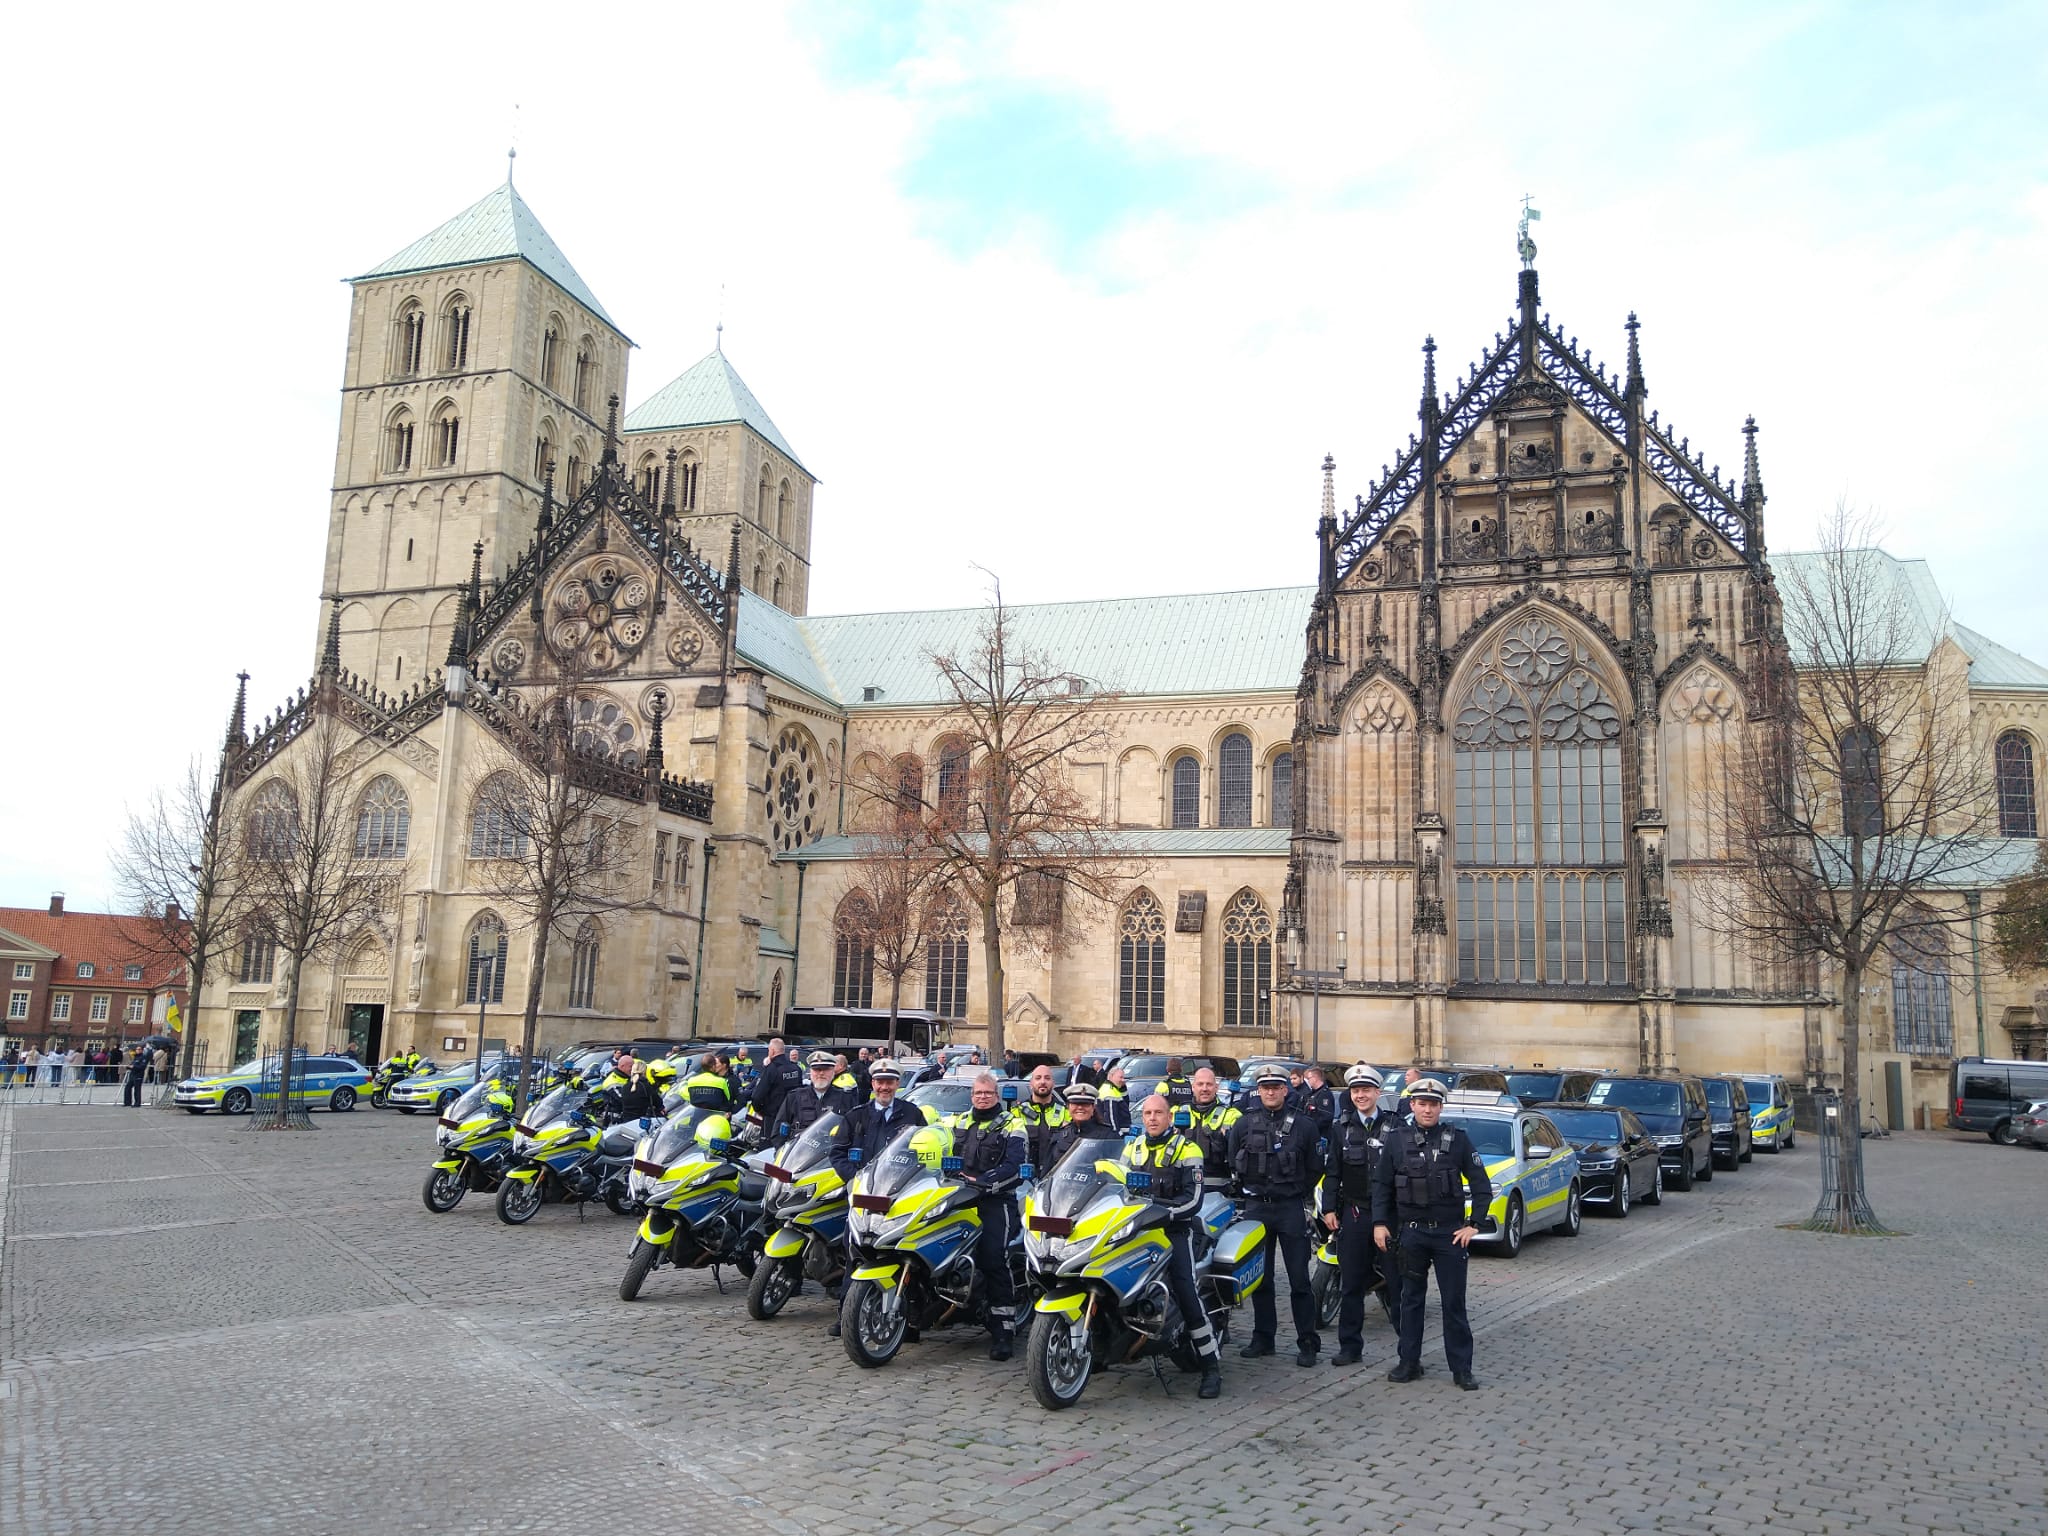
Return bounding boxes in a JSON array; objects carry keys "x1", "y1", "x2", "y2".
[
  {"x1": 246, "y1": 781, "x2": 298, "y2": 863},
  {"x1": 433, "y1": 404, "x2": 460, "y2": 468},
  {"x1": 567, "y1": 920, "x2": 599, "y2": 1010},
  {"x1": 833, "y1": 895, "x2": 875, "y2": 1009},
  {"x1": 237, "y1": 926, "x2": 276, "y2": 986},
  {"x1": 468, "y1": 774, "x2": 530, "y2": 859},
  {"x1": 1890, "y1": 915, "x2": 1953, "y2": 1056},
  {"x1": 1269, "y1": 751, "x2": 1294, "y2": 829},
  {"x1": 442, "y1": 300, "x2": 471, "y2": 371},
  {"x1": 1995, "y1": 731, "x2": 2038, "y2": 838},
  {"x1": 1218, "y1": 732, "x2": 1253, "y2": 827},
  {"x1": 1117, "y1": 890, "x2": 1167, "y2": 1025},
  {"x1": 465, "y1": 914, "x2": 508, "y2": 1004},
  {"x1": 923, "y1": 899, "x2": 969, "y2": 1018},
  {"x1": 1170, "y1": 755, "x2": 1200, "y2": 829},
  {"x1": 573, "y1": 344, "x2": 594, "y2": 410},
  {"x1": 1452, "y1": 618, "x2": 1626, "y2": 986},
  {"x1": 935, "y1": 739, "x2": 970, "y2": 824},
  {"x1": 765, "y1": 725, "x2": 822, "y2": 852},
  {"x1": 638, "y1": 455, "x2": 661, "y2": 503},
  {"x1": 1220, "y1": 888, "x2": 1273, "y2": 1031},
  {"x1": 677, "y1": 453, "x2": 699, "y2": 511},
  {"x1": 1840, "y1": 726, "x2": 1883, "y2": 838},
  {"x1": 541, "y1": 324, "x2": 561, "y2": 390},
  {"x1": 354, "y1": 776, "x2": 411, "y2": 859},
  {"x1": 392, "y1": 303, "x2": 424, "y2": 377},
  {"x1": 777, "y1": 480, "x2": 792, "y2": 540},
  {"x1": 386, "y1": 410, "x2": 415, "y2": 473}
]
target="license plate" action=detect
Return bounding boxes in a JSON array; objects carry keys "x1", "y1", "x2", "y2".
[
  {"x1": 763, "y1": 1163, "x2": 793, "y2": 1182},
  {"x1": 1027, "y1": 1215, "x2": 1074, "y2": 1237},
  {"x1": 632, "y1": 1158, "x2": 666, "y2": 1177},
  {"x1": 851, "y1": 1194, "x2": 892, "y2": 1213}
]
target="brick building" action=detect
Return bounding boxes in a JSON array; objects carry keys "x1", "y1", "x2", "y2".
[{"x1": 0, "y1": 895, "x2": 189, "y2": 1053}]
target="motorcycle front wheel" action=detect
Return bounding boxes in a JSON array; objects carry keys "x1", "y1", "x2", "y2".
[
  {"x1": 495, "y1": 1177, "x2": 544, "y2": 1225},
  {"x1": 747, "y1": 1258, "x2": 800, "y2": 1320},
  {"x1": 421, "y1": 1166, "x2": 467, "y2": 1213},
  {"x1": 1025, "y1": 1311, "x2": 1093, "y2": 1410},
  {"x1": 1311, "y1": 1261, "x2": 1340, "y2": 1329},
  {"x1": 841, "y1": 1277, "x2": 906, "y2": 1368},
  {"x1": 620, "y1": 1239, "x2": 659, "y2": 1302}
]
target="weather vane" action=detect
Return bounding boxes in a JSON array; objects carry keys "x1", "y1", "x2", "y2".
[{"x1": 1518, "y1": 195, "x2": 1541, "y2": 269}]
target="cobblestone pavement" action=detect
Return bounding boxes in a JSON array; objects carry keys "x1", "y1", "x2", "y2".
[{"x1": 3, "y1": 1095, "x2": 2043, "y2": 1536}]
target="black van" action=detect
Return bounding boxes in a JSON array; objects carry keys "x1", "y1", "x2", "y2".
[
  {"x1": 1951, "y1": 1057, "x2": 2048, "y2": 1145},
  {"x1": 1585, "y1": 1075, "x2": 1715, "y2": 1189}
]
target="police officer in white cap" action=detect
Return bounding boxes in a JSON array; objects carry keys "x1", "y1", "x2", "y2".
[
  {"x1": 1319, "y1": 1063, "x2": 1403, "y2": 1365},
  {"x1": 1371, "y1": 1076, "x2": 1492, "y2": 1389}
]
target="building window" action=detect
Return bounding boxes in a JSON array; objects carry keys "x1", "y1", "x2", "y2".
[
  {"x1": 1453, "y1": 619, "x2": 1627, "y2": 986},
  {"x1": 935, "y1": 739, "x2": 970, "y2": 823},
  {"x1": 238, "y1": 928, "x2": 276, "y2": 985},
  {"x1": 535, "y1": 429, "x2": 556, "y2": 482},
  {"x1": 1220, "y1": 889, "x2": 1273, "y2": 1031},
  {"x1": 757, "y1": 470, "x2": 771, "y2": 526},
  {"x1": 573, "y1": 345, "x2": 594, "y2": 410},
  {"x1": 51, "y1": 992, "x2": 71, "y2": 1021},
  {"x1": 443, "y1": 300, "x2": 471, "y2": 371},
  {"x1": 1840, "y1": 726, "x2": 1883, "y2": 838},
  {"x1": 772, "y1": 568, "x2": 785, "y2": 608},
  {"x1": 246, "y1": 780, "x2": 299, "y2": 863},
  {"x1": 12, "y1": 961, "x2": 31, "y2": 980},
  {"x1": 469, "y1": 775, "x2": 530, "y2": 858},
  {"x1": 89, "y1": 994, "x2": 110, "y2": 1023},
  {"x1": 433, "y1": 406, "x2": 460, "y2": 468},
  {"x1": 466, "y1": 916, "x2": 509, "y2": 1004},
  {"x1": 1269, "y1": 751, "x2": 1294, "y2": 829},
  {"x1": 1170, "y1": 755, "x2": 1200, "y2": 829},
  {"x1": 894, "y1": 755, "x2": 924, "y2": 828},
  {"x1": 565, "y1": 447, "x2": 585, "y2": 497},
  {"x1": 76, "y1": 962, "x2": 95, "y2": 979},
  {"x1": 924, "y1": 901, "x2": 969, "y2": 1017},
  {"x1": 1013, "y1": 870, "x2": 1063, "y2": 928},
  {"x1": 654, "y1": 831, "x2": 670, "y2": 888},
  {"x1": 1996, "y1": 731, "x2": 2038, "y2": 838},
  {"x1": 1218, "y1": 732, "x2": 1253, "y2": 827},
  {"x1": 355, "y1": 776, "x2": 411, "y2": 859},
  {"x1": 393, "y1": 303, "x2": 424, "y2": 376},
  {"x1": 638, "y1": 455, "x2": 661, "y2": 503},
  {"x1": 6, "y1": 991, "x2": 25, "y2": 1021},
  {"x1": 568, "y1": 921, "x2": 599, "y2": 1010},
  {"x1": 833, "y1": 896, "x2": 876, "y2": 1009},
  {"x1": 1891, "y1": 921, "x2": 1954, "y2": 1057},
  {"x1": 678, "y1": 455, "x2": 699, "y2": 510},
  {"x1": 124, "y1": 964, "x2": 143, "y2": 981},
  {"x1": 541, "y1": 324, "x2": 561, "y2": 390},
  {"x1": 386, "y1": 411, "x2": 415, "y2": 473},
  {"x1": 777, "y1": 480, "x2": 792, "y2": 541},
  {"x1": 124, "y1": 996, "x2": 145, "y2": 1023},
  {"x1": 1117, "y1": 890, "x2": 1167, "y2": 1025}
]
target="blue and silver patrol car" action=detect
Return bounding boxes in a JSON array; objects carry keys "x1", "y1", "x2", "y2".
[
  {"x1": 175, "y1": 1054, "x2": 373, "y2": 1115},
  {"x1": 1441, "y1": 1096, "x2": 1584, "y2": 1257}
]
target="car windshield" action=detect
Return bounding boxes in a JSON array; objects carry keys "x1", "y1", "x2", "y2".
[
  {"x1": 1033, "y1": 1142, "x2": 1137, "y2": 1220},
  {"x1": 1702, "y1": 1079, "x2": 1733, "y2": 1110},
  {"x1": 1545, "y1": 1109, "x2": 1624, "y2": 1144},
  {"x1": 1507, "y1": 1072, "x2": 1563, "y2": 1100},
  {"x1": 781, "y1": 1112, "x2": 846, "y2": 1173},
  {"x1": 1742, "y1": 1078, "x2": 1775, "y2": 1107},
  {"x1": 1588, "y1": 1079, "x2": 1681, "y2": 1113},
  {"x1": 1444, "y1": 1116, "x2": 1515, "y2": 1157}
]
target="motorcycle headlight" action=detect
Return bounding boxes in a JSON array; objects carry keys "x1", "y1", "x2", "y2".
[{"x1": 435, "y1": 1126, "x2": 457, "y2": 1148}]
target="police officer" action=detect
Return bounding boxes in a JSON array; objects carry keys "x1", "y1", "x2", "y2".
[
  {"x1": 749, "y1": 1037, "x2": 805, "y2": 1129},
  {"x1": 827, "y1": 1059, "x2": 924, "y2": 1338},
  {"x1": 1123, "y1": 1094, "x2": 1221, "y2": 1398},
  {"x1": 1040, "y1": 1081, "x2": 1120, "y2": 1167},
  {"x1": 682, "y1": 1051, "x2": 734, "y2": 1111},
  {"x1": 1227, "y1": 1064, "x2": 1323, "y2": 1367},
  {"x1": 1371, "y1": 1077, "x2": 1492, "y2": 1390},
  {"x1": 779, "y1": 1051, "x2": 853, "y2": 1138},
  {"x1": 1014, "y1": 1064, "x2": 1071, "y2": 1171},
  {"x1": 600, "y1": 1059, "x2": 662, "y2": 1123},
  {"x1": 942, "y1": 1073, "x2": 1028, "y2": 1360},
  {"x1": 1182, "y1": 1067, "x2": 1242, "y2": 1181},
  {"x1": 1096, "y1": 1064, "x2": 1132, "y2": 1133},
  {"x1": 1320, "y1": 1064, "x2": 1402, "y2": 1365},
  {"x1": 1299, "y1": 1066, "x2": 1337, "y2": 1132},
  {"x1": 1156, "y1": 1059, "x2": 1196, "y2": 1110}
]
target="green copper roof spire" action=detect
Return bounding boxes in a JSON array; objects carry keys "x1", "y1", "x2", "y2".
[{"x1": 357, "y1": 182, "x2": 617, "y2": 330}]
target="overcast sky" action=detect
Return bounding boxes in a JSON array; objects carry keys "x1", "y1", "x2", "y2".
[{"x1": 4, "y1": 1, "x2": 2044, "y2": 910}]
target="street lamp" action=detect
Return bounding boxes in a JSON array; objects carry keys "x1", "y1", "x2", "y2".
[
  {"x1": 1290, "y1": 927, "x2": 1348, "y2": 1065},
  {"x1": 472, "y1": 952, "x2": 495, "y2": 1081}
]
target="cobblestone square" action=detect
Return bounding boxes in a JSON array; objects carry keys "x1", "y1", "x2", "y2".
[{"x1": 3, "y1": 1099, "x2": 2042, "y2": 1535}]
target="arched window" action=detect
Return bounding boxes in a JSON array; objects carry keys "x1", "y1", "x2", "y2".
[
  {"x1": 833, "y1": 895, "x2": 876, "y2": 1009},
  {"x1": 637, "y1": 454, "x2": 661, "y2": 504},
  {"x1": 468, "y1": 774, "x2": 529, "y2": 859},
  {"x1": 751, "y1": 558, "x2": 763, "y2": 592},
  {"x1": 677, "y1": 451, "x2": 699, "y2": 511},
  {"x1": 767, "y1": 970, "x2": 784, "y2": 1029},
  {"x1": 1840, "y1": 726, "x2": 1883, "y2": 838},
  {"x1": 534, "y1": 422, "x2": 556, "y2": 481},
  {"x1": 566, "y1": 439, "x2": 587, "y2": 496},
  {"x1": 1996, "y1": 731, "x2": 2038, "y2": 838},
  {"x1": 1452, "y1": 618, "x2": 1626, "y2": 986},
  {"x1": 924, "y1": 899, "x2": 970, "y2": 1018},
  {"x1": 772, "y1": 567, "x2": 785, "y2": 607},
  {"x1": 386, "y1": 409, "x2": 416, "y2": 473},
  {"x1": 567, "y1": 920, "x2": 599, "y2": 1010},
  {"x1": 573, "y1": 342, "x2": 594, "y2": 410},
  {"x1": 1220, "y1": 889, "x2": 1273, "y2": 1031},
  {"x1": 1218, "y1": 732, "x2": 1253, "y2": 827},
  {"x1": 540, "y1": 322, "x2": 561, "y2": 390},
  {"x1": 354, "y1": 776, "x2": 411, "y2": 859},
  {"x1": 777, "y1": 479, "x2": 792, "y2": 540},
  {"x1": 442, "y1": 298, "x2": 471, "y2": 371},
  {"x1": 392, "y1": 301, "x2": 424, "y2": 376},
  {"x1": 1890, "y1": 912, "x2": 1953, "y2": 1057},
  {"x1": 935, "y1": 738, "x2": 970, "y2": 823},
  {"x1": 1117, "y1": 891, "x2": 1167, "y2": 1025},
  {"x1": 1170, "y1": 755, "x2": 1201, "y2": 829},
  {"x1": 1269, "y1": 751, "x2": 1294, "y2": 829},
  {"x1": 465, "y1": 914, "x2": 508, "y2": 1004},
  {"x1": 237, "y1": 925, "x2": 276, "y2": 985},
  {"x1": 432, "y1": 402, "x2": 460, "y2": 468},
  {"x1": 894, "y1": 754, "x2": 924, "y2": 827},
  {"x1": 757, "y1": 469, "x2": 771, "y2": 525},
  {"x1": 246, "y1": 780, "x2": 297, "y2": 863}
]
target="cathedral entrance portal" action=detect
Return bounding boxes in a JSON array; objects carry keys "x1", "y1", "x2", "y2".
[{"x1": 346, "y1": 1004, "x2": 385, "y2": 1065}]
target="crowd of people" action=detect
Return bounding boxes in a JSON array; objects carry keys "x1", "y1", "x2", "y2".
[{"x1": 0, "y1": 1041, "x2": 174, "y2": 1104}]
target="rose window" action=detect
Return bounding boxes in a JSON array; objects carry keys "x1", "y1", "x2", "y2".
[
  {"x1": 547, "y1": 555, "x2": 651, "y2": 672},
  {"x1": 569, "y1": 695, "x2": 639, "y2": 767},
  {"x1": 765, "y1": 724, "x2": 821, "y2": 852}
]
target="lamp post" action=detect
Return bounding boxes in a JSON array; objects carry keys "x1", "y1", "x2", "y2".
[
  {"x1": 472, "y1": 952, "x2": 494, "y2": 1081},
  {"x1": 1289, "y1": 928, "x2": 1348, "y2": 1065}
]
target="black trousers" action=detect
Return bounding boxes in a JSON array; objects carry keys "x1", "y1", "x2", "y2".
[
  {"x1": 1395, "y1": 1223, "x2": 1473, "y2": 1374},
  {"x1": 123, "y1": 1074, "x2": 147, "y2": 1106},
  {"x1": 1163, "y1": 1224, "x2": 1219, "y2": 1362},
  {"x1": 973, "y1": 1196, "x2": 1016, "y2": 1335},
  {"x1": 1244, "y1": 1197, "x2": 1319, "y2": 1354},
  {"x1": 1334, "y1": 1200, "x2": 1391, "y2": 1353}
]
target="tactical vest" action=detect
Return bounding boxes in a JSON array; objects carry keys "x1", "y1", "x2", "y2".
[
  {"x1": 949, "y1": 1111, "x2": 1014, "y2": 1176},
  {"x1": 1336, "y1": 1111, "x2": 1389, "y2": 1200},
  {"x1": 1392, "y1": 1126, "x2": 1460, "y2": 1214},
  {"x1": 1125, "y1": 1132, "x2": 1198, "y2": 1201},
  {"x1": 1235, "y1": 1107, "x2": 1303, "y2": 1191}
]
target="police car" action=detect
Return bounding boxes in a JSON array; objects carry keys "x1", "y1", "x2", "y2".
[
  {"x1": 1440, "y1": 1093, "x2": 1583, "y2": 1257},
  {"x1": 386, "y1": 1055, "x2": 524, "y2": 1114},
  {"x1": 175, "y1": 1055, "x2": 374, "y2": 1115}
]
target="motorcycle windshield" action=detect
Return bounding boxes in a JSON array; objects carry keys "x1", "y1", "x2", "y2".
[
  {"x1": 646, "y1": 1107, "x2": 722, "y2": 1166},
  {"x1": 858, "y1": 1124, "x2": 952, "y2": 1200},
  {"x1": 1036, "y1": 1143, "x2": 1132, "y2": 1220},
  {"x1": 446, "y1": 1081, "x2": 504, "y2": 1120},
  {"x1": 784, "y1": 1112, "x2": 846, "y2": 1173},
  {"x1": 522, "y1": 1085, "x2": 592, "y2": 1130}
]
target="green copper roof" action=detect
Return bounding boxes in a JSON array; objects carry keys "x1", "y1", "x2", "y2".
[
  {"x1": 358, "y1": 183, "x2": 618, "y2": 330},
  {"x1": 623, "y1": 349, "x2": 808, "y2": 472},
  {"x1": 1952, "y1": 623, "x2": 2048, "y2": 691}
]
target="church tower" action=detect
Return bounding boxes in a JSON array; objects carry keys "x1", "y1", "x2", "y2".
[{"x1": 321, "y1": 176, "x2": 630, "y2": 687}]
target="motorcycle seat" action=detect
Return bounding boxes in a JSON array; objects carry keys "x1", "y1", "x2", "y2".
[{"x1": 736, "y1": 1171, "x2": 769, "y2": 1203}]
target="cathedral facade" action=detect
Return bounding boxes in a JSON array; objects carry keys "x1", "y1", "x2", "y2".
[{"x1": 194, "y1": 182, "x2": 2047, "y2": 1125}]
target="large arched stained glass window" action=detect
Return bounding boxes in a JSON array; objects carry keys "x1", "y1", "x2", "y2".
[
  {"x1": 1117, "y1": 890, "x2": 1167, "y2": 1024},
  {"x1": 1995, "y1": 731, "x2": 2037, "y2": 839},
  {"x1": 354, "y1": 776, "x2": 410, "y2": 859},
  {"x1": 1218, "y1": 733, "x2": 1253, "y2": 827},
  {"x1": 923, "y1": 899, "x2": 969, "y2": 1018},
  {"x1": 1840, "y1": 727, "x2": 1883, "y2": 838},
  {"x1": 1268, "y1": 751, "x2": 1294, "y2": 829},
  {"x1": 833, "y1": 895, "x2": 875, "y2": 1009},
  {"x1": 1452, "y1": 618, "x2": 1626, "y2": 986},
  {"x1": 1170, "y1": 756, "x2": 1200, "y2": 829},
  {"x1": 1220, "y1": 889, "x2": 1273, "y2": 1031},
  {"x1": 466, "y1": 914, "x2": 508, "y2": 1004}
]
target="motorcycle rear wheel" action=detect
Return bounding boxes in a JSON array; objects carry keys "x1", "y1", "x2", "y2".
[
  {"x1": 495, "y1": 1178, "x2": 543, "y2": 1226},
  {"x1": 1311, "y1": 1263, "x2": 1340, "y2": 1329},
  {"x1": 747, "y1": 1258, "x2": 800, "y2": 1320},
  {"x1": 602, "y1": 1186, "x2": 637, "y2": 1218},
  {"x1": 1025, "y1": 1311, "x2": 1092, "y2": 1410},
  {"x1": 421, "y1": 1167, "x2": 467, "y2": 1213},
  {"x1": 620, "y1": 1239, "x2": 658, "y2": 1302},
  {"x1": 841, "y1": 1278, "x2": 905, "y2": 1368}
]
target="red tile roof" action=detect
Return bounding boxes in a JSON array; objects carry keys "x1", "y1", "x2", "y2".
[{"x1": 0, "y1": 907, "x2": 188, "y2": 988}]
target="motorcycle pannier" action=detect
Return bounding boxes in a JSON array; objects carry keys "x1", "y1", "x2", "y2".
[{"x1": 1205, "y1": 1217, "x2": 1268, "y2": 1305}]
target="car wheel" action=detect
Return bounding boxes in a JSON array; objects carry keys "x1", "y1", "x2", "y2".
[
  {"x1": 222, "y1": 1088, "x2": 252, "y2": 1116},
  {"x1": 1612, "y1": 1171, "x2": 1631, "y2": 1218},
  {"x1": 1557, "y1": 1181, "x2": 1583, "y2": 1237},
  {"x1": 1783, "y1": 1128, "x2": 1795, "y2": 1151},
  {"x1": 330, "y1": 1087, "x2": 356, "y2": 1112},
  {"x1": 1740, "y1": 1136, "x2": 1753, "y2": 1164},
  {"x1": 1697, "y1": 1147, "x2": 1714, "y2": 1182},
  {"x1": 1669, "y1": 1156, "x2": 1692, "y2": 1192},
  {"x1": 1643, "y1": 1164, "x2": 1664, "y2": 1205},
  {"x1": 1496, "y1": 1195, "x2": 1524, "y2": 1258},
  {"x1": 438, "y1": 1089, "x2": 458, "y2": 1112},
  {"x1": 1992, "y1": 1120, "x2": 2018, "y2": 1147}
]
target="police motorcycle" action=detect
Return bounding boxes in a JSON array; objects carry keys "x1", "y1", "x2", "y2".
[
  {"x1": 1307, "y1": 1222, "x2": 1397, "y2": 1330},
  {"x1": 422, "y1": 1075, "x2": 516, "y2": 1212},
  {"x1": 618, "y1": 1108, "x2": 770, "y2": 1301},
  {"x1": 495, "y1": 1075, "x2": 658, "y2": 1225},
  {"x1": 837, "y1": 1124, "x2": 1033, "y2": 1369},
  {"x1": 1019, "y1": 1142, "x2": 1265, "y2": 1409},
  {"x1": 371, "y1": 1054, "x2": 431, "y2": 1109},
  {"x1": 746, "y1": 1112, "x2": 851, "y2": 1320}
]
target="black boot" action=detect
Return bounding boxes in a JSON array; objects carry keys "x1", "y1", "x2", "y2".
[
  {"x1": 989, "y1": 1332, "x2": 1013, "y2": 1362},
  {"x1": 1198, "y1": 1363, "x2": 1222, "y2": 1399}
]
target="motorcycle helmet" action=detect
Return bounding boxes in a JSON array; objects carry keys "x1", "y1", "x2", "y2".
[
  {"x1": 644, "y1": 1057, "x2": 679, "y2": 1090},
  {"x1": 907, "y1": 1124, "x2": 952, "y2": 1169},
  {"x1": 693, "y1": 1111, "x2": 735, "y2": 1150}
]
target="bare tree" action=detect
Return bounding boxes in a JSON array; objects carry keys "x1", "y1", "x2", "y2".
[
  {"x1": 903, "y1": 577, "x2": 1137, "y2": 1062},
  {"x1": 1990, "y1": 844, "x2": 2048, "y2": 982},
  {"x1": 463, "y1": 682, "x2": 645, "y2": 1112},
  {"x1": 833, "y1": 822, "x2": 954, "y2": 1054},
  {"x1": 233, "y1": 710, "x2": 397, "y2": 1128},
  {"x1": 1695, "y1": 503, "x2": 2001, "y2": 1230},
  {"x1": 112, "y1": 752, "x2": 260, "y2": 1079}
]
